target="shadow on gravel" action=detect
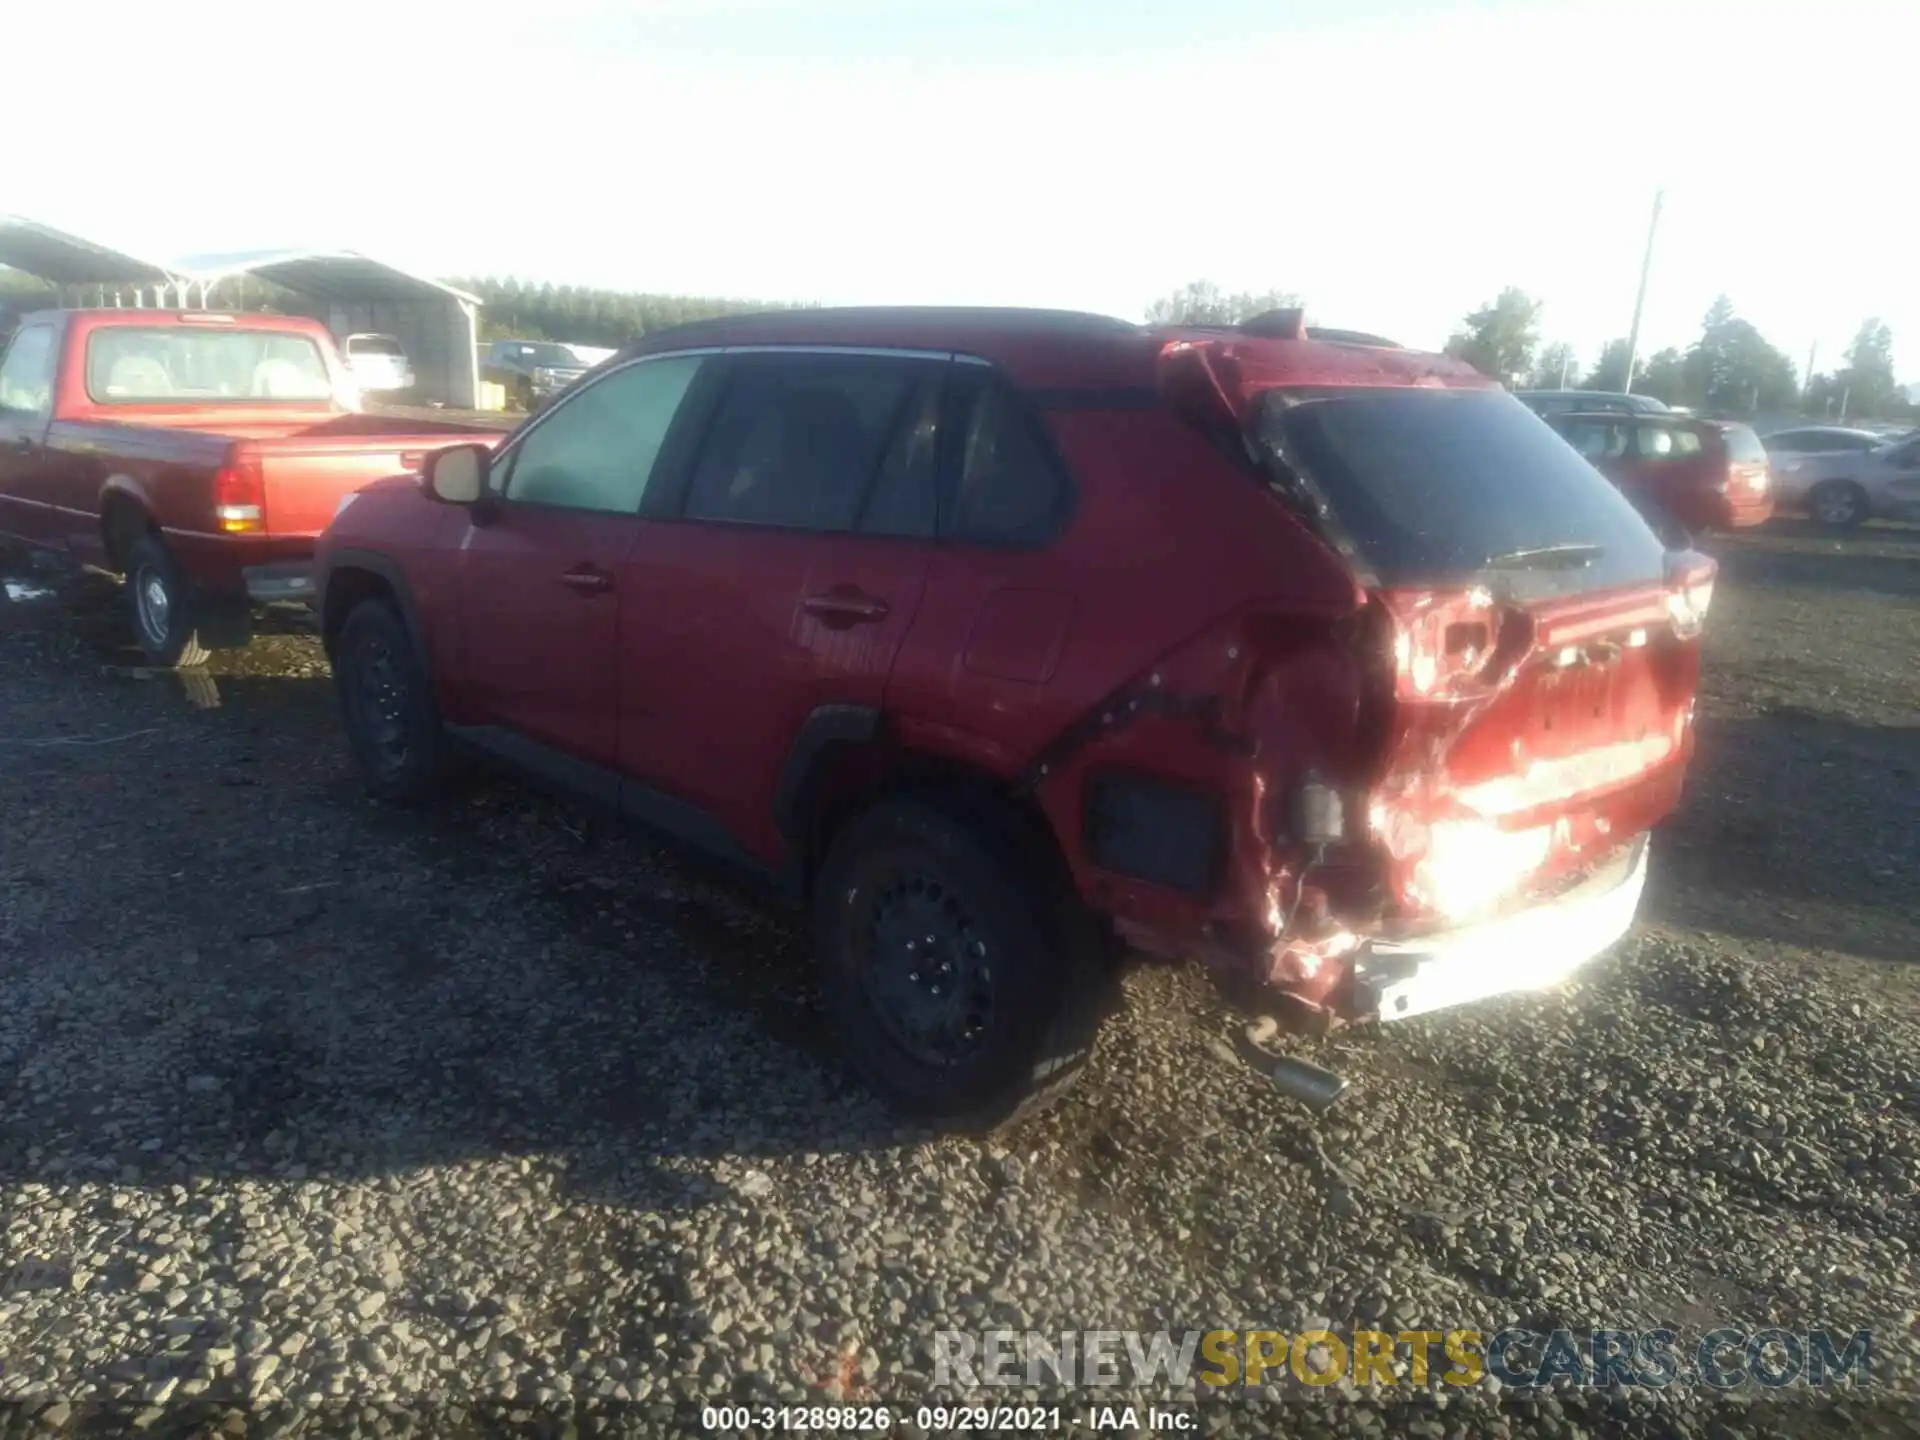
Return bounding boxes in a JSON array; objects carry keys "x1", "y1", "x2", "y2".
[
  {"x1": 2, "y1": 577, "x2": 930, "y2": 1214},
  {"x1": 1757, "y1": 517, "x2": 1920, "y2": 549},
  {"x1": 1714, "y1": 540, "x2": 1920, "y2": 601},
  {"x1": 1649, "y1": 708, "x2": 1920, "y2": 965}
]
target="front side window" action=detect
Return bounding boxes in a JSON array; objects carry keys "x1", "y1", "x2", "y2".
[
  {"x1": 682, "y1": 353, "x2": 936, "y2": 532},
  {"x1": 501, "y1": 354, "x2": 706, "y2": 513},
  {"x1": 85, "y1": 327, "x2": 334, "y2": 403},
  {"x1": 1560, "y1": 418, "x2": 1630, "y2": 460},
  {"x1": 0, "y1": 325, "x2": 56, "y2": 415}
]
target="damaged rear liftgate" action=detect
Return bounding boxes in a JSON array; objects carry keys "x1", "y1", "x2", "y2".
[{"x1": 1027, "y1": 351, "x2": 1715, "y2": 1105}]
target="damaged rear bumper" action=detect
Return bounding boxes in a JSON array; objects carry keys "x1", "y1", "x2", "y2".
[{"x1": 1350, "y1": 834, "x2": 1649, "y2": 1021}]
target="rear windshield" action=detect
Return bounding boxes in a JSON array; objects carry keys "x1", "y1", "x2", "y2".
[
  {"x1": 1253, "y1": 387, "x2": 1669, "y2": 594},
  {"x1": 349, "y1": 335, "x2": 405, "y2": 357},
  {"x1": 1720, "y1": 425, "x2": 1767, "y2": 464},
  {"x1": 87, "y1": 327, "x2": 334, "y2": 403},
  {"x1": 503, "y1": 343, "x2": 580, "y2": 367}
]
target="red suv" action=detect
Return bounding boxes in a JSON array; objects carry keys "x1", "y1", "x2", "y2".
[
  {"x1": 316, "y1": 308, "x2": 1714, "y2": 1126},
  {"x1": 1547, "y1": 410, "x2": 1775, "y2": 532}
]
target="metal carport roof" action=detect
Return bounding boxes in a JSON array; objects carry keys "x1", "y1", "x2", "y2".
[
  {"x1": 0, "y1": 218, "x2": 479, "y2": 306},
  {"x1": 0, "y1": 215, "x2": 180, "y2": 286},
  {"x1": 170, "y1": 249, "x2": 479, "y2": 305}
]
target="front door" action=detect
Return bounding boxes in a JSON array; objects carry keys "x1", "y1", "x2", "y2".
[
  {"x1": 0, "y1": 323, "x2": 60, "y2": 547},
  {"x1": 615, "y1": 350, "x2": 945, "y2": 862},
  {"x1": 450, "y1": 352, "x2": 712, "y2": 774}
]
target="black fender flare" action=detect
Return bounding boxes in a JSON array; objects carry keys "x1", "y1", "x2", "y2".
[
  {"x1": 319, "y1": 548, "x2": 432, "y2": 666},
  {"x1": 771, "y1": 703, "x2": 881, "y2": 844}
]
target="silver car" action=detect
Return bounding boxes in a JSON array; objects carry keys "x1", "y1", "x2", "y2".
[{"x1": 1776, "y1": 429, "x2": 1920, "y2": 527}]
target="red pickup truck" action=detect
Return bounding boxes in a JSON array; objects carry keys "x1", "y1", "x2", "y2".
[{"x1": 0, "y1": 308, "x2": 502, "y2": 664}]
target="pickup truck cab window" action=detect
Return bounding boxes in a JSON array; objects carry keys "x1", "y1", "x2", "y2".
[
  {"x1": 499, "y1": 354, "x2": 706, "y2": 514},
  {"x1": 85, "y1": 327, "x2": 333, "y2": 403},
  {"x1": 0, "y1": 325, "x2": 56, "y2": 415}
]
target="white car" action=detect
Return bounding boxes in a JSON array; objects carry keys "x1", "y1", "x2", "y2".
[
  {"x1": 1775, "y1": 430, "x2": 1920, "y2": 527},
  {"x1": 341, "y1": 333, "x2": 416, "y2": 395}
]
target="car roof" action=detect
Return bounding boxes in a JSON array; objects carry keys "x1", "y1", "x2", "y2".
[{"x1": 622, "y1": 306, "x2": 1485, "y2": 393}]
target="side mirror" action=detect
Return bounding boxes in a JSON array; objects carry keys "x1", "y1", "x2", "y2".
[{"x1": 424, "y1": 444, "x2": 488, "y2": 504}]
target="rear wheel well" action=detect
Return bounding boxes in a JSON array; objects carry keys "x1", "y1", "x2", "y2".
[
  {"x1": 321, "y1": 567, "x2": 399, "y2": 656},
  {"x1": 100, "y1": 493, "x2": 155, "y2": 571},
  {"x1": 793, "y1": 742, "x2": 1075, "y2": 904}
]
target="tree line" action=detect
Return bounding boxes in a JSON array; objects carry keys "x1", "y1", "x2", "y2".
[
  {"x1": 1441, "y1": 286, "x2": 1911, "y2": 422},
  {"x1": 1140, "y1": 279, "x2": 1912, "y2": 423},
  {"x1": 8, "y1": 265, "x2": 1911, "y2": 423}
]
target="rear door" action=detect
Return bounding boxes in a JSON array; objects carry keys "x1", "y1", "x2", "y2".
[
  {"x1": 448, "y1": 352, "x2": 711, "y2": 773},
  {"x1": 1628, "y1": 419, "x2": 1714, "y2": 526},
  {"x1": 615, "y1": 349, "x2": 944, "y2": 863},
  {"x1": 0, "y1": 322, "x2": 60, "y2": 546},
  {"x1": 1253, "y1": 386, "x2": 1690, "y2": 866}
]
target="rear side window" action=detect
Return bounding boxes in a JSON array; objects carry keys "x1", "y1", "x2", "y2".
[
  {"x1": 0, "y1": 325, "x2": 56, "y2": 415},
  {"x1": 941, "y1": 368, "x2": 1072, "y2": 546},
  {"x1": 1256, "y1": 387, "x2": 1668, "y2": 593},
  {"x1": 1720, "y1": 425, "x2": 1767, "y2": 464},
  {"x1": 1634, "y1": 425, "x2": 1702, "y2": 459},
  {"x1": 682, "y1": 353, "x2": 934, "y2": 532}
]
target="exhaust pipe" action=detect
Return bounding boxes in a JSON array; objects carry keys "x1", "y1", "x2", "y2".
[
  {"x1": 1238, "y1": 1016, "x2": 1349, "y2": 1112},
  {"x1": 1264, "y1": 1054, "x2": 1350, "y2": 1112}
]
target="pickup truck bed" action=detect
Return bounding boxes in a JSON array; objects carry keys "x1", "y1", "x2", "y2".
[{"x1": 0, "y1": 308, "x2": 505, "y2": 664}]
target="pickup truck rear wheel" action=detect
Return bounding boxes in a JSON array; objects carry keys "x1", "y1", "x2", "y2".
[
  {"x1": 334, "y1": 597, "x2": 452, "y2": 804},
  {"x1": 125, "y1": 535, "x2": 212, "y2": 668},
  {"x1": 812, "y1": 796, "x2": 1113, "y2": 1130}
]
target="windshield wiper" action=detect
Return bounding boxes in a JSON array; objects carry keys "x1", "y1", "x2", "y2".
[{"x1": 1480, "y1": 543, "x2": 1604, "y2": 571}]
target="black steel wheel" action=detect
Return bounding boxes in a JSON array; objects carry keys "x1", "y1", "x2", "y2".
[
  {"x1": 813, "y1": 796, "x2": 1112, "y2": 1129},
  {"x1": 334, "y1": 597, "x2": 450, "y2": 803}
]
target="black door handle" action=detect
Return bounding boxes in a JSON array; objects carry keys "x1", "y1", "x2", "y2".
[{"x1": 559, "y1": 566, "x2": 613, "y2": 595}]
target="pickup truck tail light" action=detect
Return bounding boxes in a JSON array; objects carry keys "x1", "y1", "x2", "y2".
[{"x1": 214, "y1": 450, "x2": 266, "y2": 534}]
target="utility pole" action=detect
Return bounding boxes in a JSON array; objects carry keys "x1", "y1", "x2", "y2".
[
  {"x1": 1560, "y1": 349, "x2": 1574, "y2": 388},
  {"x1": 1622, "y1": 187, "x2": 1665, "y2": 395},
  {"x1": 1804, "y1": 339, "x2": 1818, "y2": 403}
]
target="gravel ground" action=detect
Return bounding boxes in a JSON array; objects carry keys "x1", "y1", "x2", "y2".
[{"x1": 2, "y1": 523, "x2": 1917, "y2": 1439}]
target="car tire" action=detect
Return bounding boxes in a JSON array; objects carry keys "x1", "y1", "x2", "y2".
[
  {"x1": 333, "y1": 596, "x2": 452, "y2": 804},
  {"x1": 1808, "y1": 480, "x2": 1869, "y2": 529},
  {"x1": 812, "y1": 795, "x2": 1114, "y2": 1130},
  {"x1": 124, "y1": 534, "x2": 212, "y2": 668}
]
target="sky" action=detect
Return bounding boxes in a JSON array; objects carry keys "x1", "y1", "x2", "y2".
[{"x1": 6, "y1": 0, "x2": 1915, "y2": 380}]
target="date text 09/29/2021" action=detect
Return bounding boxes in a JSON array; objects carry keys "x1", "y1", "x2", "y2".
[{"x1": 700, "y1": 1404, "x2": 1195, "y2": 1432}]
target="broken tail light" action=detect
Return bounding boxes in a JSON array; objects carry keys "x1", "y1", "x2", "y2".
[
  {"x1": 213, "y1": 447, "x2": 266, "y2": 533},
  {"x1": 1664, "y1": 552, "x2": 1717, "y2": 639},
  {"x1": 1378, "y1": 586, "x2": 1530, "y2": 702}
]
